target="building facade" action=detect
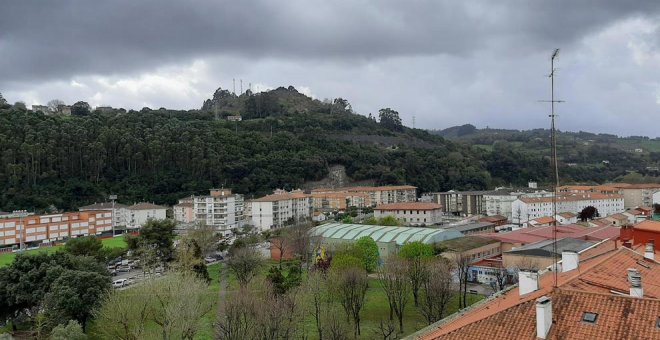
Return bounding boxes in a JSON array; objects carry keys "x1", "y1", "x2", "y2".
[
  {"x1": 0, "y1": 211, "x2": 112, "y2": 248},
  {"x1": 249, "y1": 189, "x2": 312, "y2": 231},
  {"x1": 79, "y1": 202, "x2": 130, "y2": 229},
  {"x1": 193, "y1": 189, "x2": 245, "y2": 235},
  {"x1": 310, "y1": 191, "x2": 371, "y2": 210},
  {"x1": 127, "y1": 203, "x2": 168, "y2": 229},
  {"x1": 173, "y1": 198, "x2": 194, "y2": 224},
  {"x1": 374, "y1": 202, "x2": 443, "y2": 225},
  {"x1": 312, "y1": 185, "x2": 416, "y2": 208},
  {"x1": 511, "y1": 193, "x2": 624, "y2": 225}
]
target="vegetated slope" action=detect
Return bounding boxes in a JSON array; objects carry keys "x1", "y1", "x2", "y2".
[
  {"x1": 0, "y1": 87, "x2": 544, "y2": 212},
  {"x1": 431, "y1": 124, "x2": 660, "y2": 184}
]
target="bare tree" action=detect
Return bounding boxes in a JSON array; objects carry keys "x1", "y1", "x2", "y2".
[
  {"x1": 406, "y1": 257, "x2": 430, "y2": 307},
  {"x1": 216, "y1": 289, "x2": 256, "y2": 340},
  {"x1": 187, "y1": 222, "x2": 219, "y2": 256},
  {"x1": 454, "y1": 252, "x2": 471, "y2": 309},
  {"x1": 226, "y1": 247, "x2": 264, "y2": 287},
  {"x1": 373, "y1": 319, "x2": 397, "y2": 340},
  {"x1": 493, "y1": 267, "x2": 508, "y2": 291},
  {"x1": 305, "y1": 270, "x2": 328, "y2": 340},
  {"x1": 510, "y1": 257, "x2": 540, "y2": 283},
  {"x1": 378, "y1": 257, "x2": 410, "y2": 333},
  {"x1": 270, "y1": 236, "x2": 288, "y2": 269},
  {"x1": 419, "y1": 260, "x2": 454, "y2": 323},
  {"x1": 47, "y1": 99, "x2": 65, "y2": 112},
  {"x1": 253, "y1": 284, "x2": 304, "y2": 340},
  {"x1": 332, "y1": 267, "x2": 369, "y2": 337},
  {"x1": 289, "y1": 222, "x2": 312, "y2": 268}
]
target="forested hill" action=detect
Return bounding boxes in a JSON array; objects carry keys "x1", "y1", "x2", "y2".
[
  {"x1": 431, "y1": 124, "x2": 660, "y2": 184},
  {"x1": 0, "y1": 87, "x2": 548, "y2": 212}
]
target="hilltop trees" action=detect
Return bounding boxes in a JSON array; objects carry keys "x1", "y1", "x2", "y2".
[
  {"x1": 71, "y1": 101, "x2": 91, "y2": 116},
  {"x1": 378, "y1": 108, "x2": 403, "y2": 131}
]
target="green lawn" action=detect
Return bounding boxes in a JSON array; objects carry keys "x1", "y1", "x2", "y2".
[{"x1": 0, "y1": 236, "x2": 128, "y2": 268}]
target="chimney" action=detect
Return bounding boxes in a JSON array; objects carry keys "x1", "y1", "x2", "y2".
[
  {"x1": 644, "y1": 240, "x2": 655, "y2": 261},
  {"x1": 536, "y1": 296, "x2": 552, "y2": 339},
  {"x1": 628, "y1": 268, "x2": 643, "y2": 298},
  {"x1": 519, "y1": 270, "x2": 539, "y2": 296},
  {"x1": 562, "y1": 251, "x2": 579, "y2": 272},
  {"x1": 623, "y1": 240, "x2": 632, "y2": 249}
]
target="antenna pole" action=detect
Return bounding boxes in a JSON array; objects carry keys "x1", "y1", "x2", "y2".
[
  {"x1": 233, "y1": 78, "x2": 236, "y2": 95},
  {"x1": 549, "y1": 48, "x2": 560, "y2": 288}
]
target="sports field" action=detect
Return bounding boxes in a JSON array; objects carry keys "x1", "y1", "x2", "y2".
[{"x1": 0, "y1": 236, "x2": 127, "y2": 267}]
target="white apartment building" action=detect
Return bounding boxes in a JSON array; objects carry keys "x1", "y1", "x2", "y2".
[
  {"x1": 374, "y1": 202, "x2": 443, "y2": 225},
  {"x1": 127, "y1": 203, "x2": 168, "y2": 229},
  {"x1": 249, "y1": 189, "x2": 312, "y2": 232},
  {"x1": 511, "y1": 193, "x2": 625, "y2": 225},
  {"x1": 484, "y1": 191, "x2": 553, "y2": 220},
  {"x1": 193, "y1": 189, "x2": 245, "y2": 235}
]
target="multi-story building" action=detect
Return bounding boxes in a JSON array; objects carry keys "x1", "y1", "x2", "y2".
[
  {"x1": 432, "y1": 190, "x2": 489, "y2": 216},
  {"x1": 173, "y1": 197, "x2": 194, "y2": 224},
  {"x1": 127, "y1": 203, "x2": 168, "y2": 229},
  {"x1": 249, "y1": 189, "x2": 312, "y2": 231},
  {"x1": 193, "y1": 189, "x2": 245, "y2": 235},
  {"x1": 511, "y1": 193, "x2": 624, "y2": 225},
  {"x1": 374, "y1": 202, "x2": 443, "y2": 225},
  {"x1": 609, "y1": 183, "x2": 660, "y2": 209},
  {"x1": 483, "y1": 190, "x2": 553, "y2": 219},
  {"x1": 0, "y1": 211, "x2": 112, "y2": 249},
  {"x1": 313, "y1": 185, "x2": 416, "y2": 207},
  {"x1": 79, "y1": 202, "x2": 130, "y2": 229},
  {"x1": 310, "y1": 191, "x2": 371, "y2": 211}
]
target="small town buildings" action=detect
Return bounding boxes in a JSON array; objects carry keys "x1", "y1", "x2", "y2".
[
  {"x1": 608, "y1": 183, "x2": 660, "y2": 209},
  {"x1": 478, "y1": 215, "x2": 508, "y2": 226},
  {"x1": 310, "y1": 191, "x2": 371, "y2": 210},
  {"x1": 127, "y1": 203, "x2": 168, "y2": 229},
  {"x1": 442, "y1": 222, "x2": 496, "y2": 235},
  {"x1": 555, "y1": 211, "x2": 577, "y2": 225},
  {"x1": 438, "y1": 236, "x2": 502, "y2": 266},
  {"x1": 249, "y1": 189, "x2": 312, "y2": 231},
  {"x1": 314, "y1": 185, "x2": 417, "y2": 207},
  {"x1": 604, "y1": 212, "x2": 630, "y2": 226},
  {"x1": 482, "y1": 224, "x2": 619, "y2": 252},
  {"x1": 482, "y1": 190, "x2": 552, "y2": 219},
  {"x1": 173, "y1": 198, "x2": 194, "y2": 224},
  {"x1": 620, "y1": 220, "x2": 660, "y2": 248},
  {"x1": 31, "y1": 104, "x2": 50, "y2": 113},
  {"x1": 511, "y1": 193, "x2": 624, "y2": 225},
  {"x1": 502, "y1": 238, "x2": 599, "y2": 269},
  {"x1": 193, "y1": 189, "x2": 245, "y2": 235},
  {"x1": 0, "y1": 210, "x2": 112, "y2": 248},
  {"x1": 310, "y1": 223, "x2": 462, "y2": 258},
  {"x1": 79, "y1": 201, "x2": 130, "y2": 229},
  {"x1": 374, "y1": 202, "x2": 443, "y2": 225},
  {"x1": 432, "y1": 190, "x2": 488, "y2": 216},
  {"x1": 528, "y1": 216, "x2": 556, "y2": 227}
]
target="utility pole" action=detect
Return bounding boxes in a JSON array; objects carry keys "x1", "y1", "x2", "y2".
[
  {"x1": 413, "y1": 115, "x2": 416, "y2": 129},
  {"x1": 233, "y1": 78, "x2": 236, "y2": 95},
  {"x1": 240, "y1": 79, "x2": 243, "y2": 94},
  {"x1": 13, "y1": 210, "x2": 27, "y2": 252},
  {"x1": 109, "y1": 194, "x2": 117, "y2": 236}
]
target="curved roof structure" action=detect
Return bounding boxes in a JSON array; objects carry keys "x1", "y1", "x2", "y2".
[{"x1": 311, "y1": 223, "x2": 462, "y2": 245}]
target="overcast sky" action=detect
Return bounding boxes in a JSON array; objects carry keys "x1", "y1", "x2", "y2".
[{"x1": 2, "y1": 1, "x2": 660, "y2": 136}]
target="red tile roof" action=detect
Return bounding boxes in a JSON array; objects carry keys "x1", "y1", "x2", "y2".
[
  {"x1": 482, "y1": 225, "x2": 619, "y2": 245},
  {"x1": 375, "y1": 202, "x2": 441, "y2": 211},
  {"x1": 558, "y1": 212, "x2": 577, "y2": 218},
  {"x1": 252, "y1": 192, "x2": 310, "y2": 202},
  {"x1": 530, "y1": 216, "x2": 556, "y2": 224},
  {"x1": 417, "y1": 246, "x2": 660, "y2": 340},
  {"x1": 634, "y1": 220, "x2": 660, "y2": 233},
  {"x1": 128, "y1": 202, "x2": 167, "y2": 210},
  {"x1": 479, "y1": 215, "x2": 507, "y2": 223}
]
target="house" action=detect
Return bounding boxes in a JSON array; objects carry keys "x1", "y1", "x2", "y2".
[
  {"x1": 374, "y1": 202, "x2": 443, "y2": 225},
  {"x1": 478, "y1": 215, "x2": 508, "y2": 226},
  {"x1": 192, "y1": 189, "x2": 245, "y2": 235},
  {"x1": 411, "y1": 244, "x2": 660, "y2": 340},
  {"x1": 249, "y1": 189, "x2": 312, "y2": 231},
  {"x1": 555, "y1": 212, "x2": 577, "y2": 225},
  {"x1": 528, "y1": 216, "x2": 556, "y2": 227},
  {"x1": 442, "y1": 222, "x2": 496, "y2": 235},
  {"x1": 604, "y1": 213, "x2": 630, "y2": 226},
  {"x1": 127, "y1": 203, "x2": 168, "y2": 229},
  {"x1": 79, "y1": 201, "x2": 130, "y2": 230},
  {"x1": 620, "y1": 220, "x2": 660, "y2": 249},
  {"x1": 310, "y1": 223, "x2": 462, "y2": 258}
]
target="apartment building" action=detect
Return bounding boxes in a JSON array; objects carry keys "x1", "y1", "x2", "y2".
[
  {"x1": 432, "y1": 190, "x2": 488, "y2": 216},
  {"x1": 193, "y1": 189, "x2": 245, "y2": 235},
  {"x1": 0, "y1": 211, "x2": 112, "y2": 248},
  {"x1": 79, "y1": 202, "x2": 130, "y2": 228},
  {"x1": 511, "y1": 193, "x2": 624, "y2": 225},
  {"x1": 173, "y1": 197, "x2": 194, "y2": 224},
  {"x1": 310, "y1": 191, "x2": 371, "y2": 210},
  {"x1": 126, "y1": 203, "x2": 168, "y2": 229},
  {"x1": 609, "y1": 183, "x2": 660, "y2": 209},
  {"x1": 374, "y1": 202, "x2": 443, "y2": 225},
  {"x1": 483, "y1": 190, "x2": 553, "y2": 219},
  {"x1": 313, "y1": 185, "x2": 416, "y2": 207},
  {"x1": 249, "y1": 189, "x2": 312, "y2": 231}
]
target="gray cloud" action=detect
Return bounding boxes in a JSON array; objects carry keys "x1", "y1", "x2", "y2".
[{"x1": 2, "y1": 1, "x2": 660, "y2": 136}]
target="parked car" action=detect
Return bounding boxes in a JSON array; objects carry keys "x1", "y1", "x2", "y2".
[
  {"x1": 112, "y1": 279, "x2": 128, "y2": 288},
  {"x1": 204, "y1": 257, "x2": 216, "y2": 264},
  {"x1": 117, "y1": 265, "x2": 131, "y2": 272}
]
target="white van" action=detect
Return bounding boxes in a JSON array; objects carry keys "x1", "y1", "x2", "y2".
[{"x1": 113, "y1": 279, "x2": 128, "y2": 288}]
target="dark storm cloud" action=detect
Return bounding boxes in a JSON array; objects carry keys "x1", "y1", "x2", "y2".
[{"x1": 2, "y1": 0, "x2": 659, "y2": 84}]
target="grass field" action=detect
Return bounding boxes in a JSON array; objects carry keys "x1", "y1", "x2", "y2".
[{"x1": 0, "y1": 236, "x2": 128, "y2": 268}]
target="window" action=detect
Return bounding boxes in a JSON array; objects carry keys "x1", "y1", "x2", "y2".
[{"x1": 582, "y1": 312, "x2": 598, "y2": 323}]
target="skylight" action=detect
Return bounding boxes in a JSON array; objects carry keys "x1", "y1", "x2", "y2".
[
  {"x1": 656, "y1": 317, "x2": 660, "y2": 329},
  {"x1": 582, "y1": 312, "x2": 598, "y2": 323}
]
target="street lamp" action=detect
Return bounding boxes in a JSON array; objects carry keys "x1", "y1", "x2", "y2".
[
  {"x1": 12, "y1": 210, "x2": 28, "y2": 252},
  {"x1": 109, "y1": 195, "x2": 117, "y2": 237}
]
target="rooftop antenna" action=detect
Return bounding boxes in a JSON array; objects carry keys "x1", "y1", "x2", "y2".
[{"x1": 539, "y1": 48, "x2": 564, "y2": 288}]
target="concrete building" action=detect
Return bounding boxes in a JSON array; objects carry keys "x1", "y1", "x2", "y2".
[
  {"x1": 502, "y1": 238, "x2": 598, "y2": 270},
  {"x1": 0, "y1": 210, "x2": 112, "y2": 248},
  {"x1": 432, "y1": 190, "x2": 488, "y2": 216},
  {"x1": 249, "y1": 189, "x2": 312, "y2": 231},
  {"x1": 442, "y1": 222, "x2": 496, "y2": 235},
  {"x1": 483, "y1": 190, "x2": 553, "y2": 219},
  {"x1": 438, "y1": 236, "x2": 502, "y2": 265},
  {"x1": 609, "y1": 183, "x2": 660, "y2": 209},
  {"x1": 511, "y1": 193, "x2": 624, "y2": 225},
  {"x1": 173, "y1": 198, "x2": 194, "y2": 224},
  {"x1": 555, "y1": 212, "x2": 577, "y2": 225},
  {"x1": 313, "y1": 185, "x2": 416, "y2": 207},
  {"x1": 127, "y1": 203, "x2": 168, "y2": 229},
  {"x1": 79, "y1": 202, "x2": 130, "y2": 229},
  {"x1": 374, "y1": 202, "x2": 443, "y2": 225},
  {"x1": 193, "y1": 189, "x2": 245, "y2": 235},
  {"x1": 310, "y1": 191, "x2": 371, "y2": 211},
  {"x1": 482, "y1": 224, "x2": 619, "y2": 252},
  {"x1": 31, "y1": 105, "x2": 50, "y2": 113},
  {"x1": 311, "y1": 223, "x2": 462, "y2": 258}
]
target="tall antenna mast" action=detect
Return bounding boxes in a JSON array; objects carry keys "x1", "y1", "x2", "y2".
[
  {"x1": 240, "y1": 79, "x2": 243, "y2": 94},
  {"x1": 546, "y1": 48, "x2": 563, "y2": 287},
  {"x1": 233, "y1": 78, "x2": 236, "y2": 95},
  {"x1": 412, "y1": 115, "x2": 416, "y2": 129}
]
